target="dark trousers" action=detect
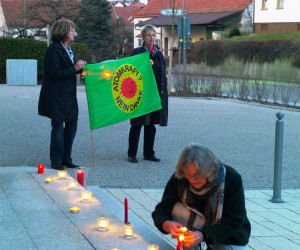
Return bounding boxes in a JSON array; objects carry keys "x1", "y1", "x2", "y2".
[
  {"x1": 128, "y1": 124, "x2": 156, "y2": 158},
  {"x1": 50, "y1": 120, "x2": 77, "y2": 164}
]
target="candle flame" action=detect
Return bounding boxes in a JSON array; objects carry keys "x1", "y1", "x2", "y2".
[{"x1": 179, "y1": 235, "x2": 185, "y2": 242}]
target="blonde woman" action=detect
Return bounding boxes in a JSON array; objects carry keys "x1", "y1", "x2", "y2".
[{"x1": 127, "y1": 24, "x2": 168, "y2": 163}]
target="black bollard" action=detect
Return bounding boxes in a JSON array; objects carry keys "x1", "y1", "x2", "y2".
[{"x1": 270, "y1": 111, "x2": 284, "y2": 203}]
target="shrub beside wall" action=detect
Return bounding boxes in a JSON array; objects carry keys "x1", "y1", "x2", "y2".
[
  {"x1": 172, "y1": 39, "x2": 300, "y2": 106},
  {"x1": 0, "y1": 38, "x2": 92, "y2": 84},
  {"x1": 185, "y1": 40, "x2": 300, "y2": 68}
]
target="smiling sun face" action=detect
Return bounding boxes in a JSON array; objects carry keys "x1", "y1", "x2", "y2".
[{"x1": 120, "y1": 77, "x2": 137, "y2": 99}]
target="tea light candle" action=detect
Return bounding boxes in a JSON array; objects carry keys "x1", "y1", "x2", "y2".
[
  {"x1": 44, "y1": 177, "x2": 54, "y2": 183},
  {"x1": 81, "y1": 191, "x2": 92, "y2": 202},
  {"x1": 37, "y1": 164, "x2": 44, "y2": 174},
  {"x1": 70, "y1": 207, "x2": 80, "y2": 213},
  {"x1": 68, "y1": 181, "x2": 78, "y2": 190},
  {"x1": 57, "y1": 170, "x2": 67, "y2": 179},
  {"x1": 124, "y1": 223, "x2": 134, "y2": 238},
  {"x1": 97, "y1": 217, "x2": 109, "y2": 231},
  {"x1": 148, "y1": 245, "x2": 159, "y2": 250}
]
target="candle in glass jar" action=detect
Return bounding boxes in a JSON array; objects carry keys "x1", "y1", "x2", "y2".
[
  {"x1": 147, "y1": 245, "x2": 159, "y2": 250},
  {"x1": 81, "y1": 190, "x2": 92, "y2": 202},
  {"x1": 57, "y1": 170, "x2": 67, "y2": 179},
  {"x1": 97, "y1": 217, "x2": 109, "y2": 231},
  {"x1": 124, "y1": 223, "x2": 134, "y2": 238},
  {"x1": 37, "y1": 164, "x2": 44, "y2": 174},
  {"x1": 68, "y1": 181, "x2": 78, "y2": 190},
  {"x1": 77, "y1": 168, "x2": 85, "y2": 187}
]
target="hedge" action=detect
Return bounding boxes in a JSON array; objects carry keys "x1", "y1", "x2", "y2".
[
  {"x1": 0, "y1": 38, "x2": 92, "y2": 84},
  {"x1": 185, "y1": 40, "x2": 300, "y2": 67}
]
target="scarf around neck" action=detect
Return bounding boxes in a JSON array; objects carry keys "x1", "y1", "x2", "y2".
[
  {"x1": 183, "y1": 164, "x2": 226, "y2": 225},
  {"x1": 145, "y1": 44, "x2": 157, "y2": 57}
]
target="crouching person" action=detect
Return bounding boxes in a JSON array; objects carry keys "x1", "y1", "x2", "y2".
[{"x1": 152, "y1": 144, "x2": 251, "y2": 250}]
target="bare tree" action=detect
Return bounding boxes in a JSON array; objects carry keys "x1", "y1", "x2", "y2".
[
  {"x1": 110, "y1": 15, "x2": 133, "y2": 57},
  {"x1": 243, "y1": 3, "x2": 253, "y2": 33},
  {"x1": 26, "y1": 0, "x2": 81, "y2": 27},
  {"x1": 164, "y1": 0, "x2": 181, "y2": 94}
]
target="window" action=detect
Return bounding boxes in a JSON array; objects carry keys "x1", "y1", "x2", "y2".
[
  {"x1": 277, "y1": 0, "x2": 284, "y2": 9},
  {"x1": 262, "y1": 0, "x2": 268, "y2": 9},
  {"x1": 156, "y1": 39, "x2": 161, "y2": 48},
  {"x1": 164, "y1": 37, "x2": 168, "y2": 56},
  {"x1": 138, "y1": 39, "x2": 142, "y2": 47},
  {"x1": 261, "y1": 24, "x2": 268, "y2": 31}
]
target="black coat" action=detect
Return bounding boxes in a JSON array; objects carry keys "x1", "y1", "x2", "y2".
[
  {"x1": 38, "y1": 41, "x2": 79, "y2": 122},
  {"x1": 130, "y1": 45, "x2": 168, "y2": 126},
  {"x1": 152, "y1": 165, "x2": 251, "y2": 246}
]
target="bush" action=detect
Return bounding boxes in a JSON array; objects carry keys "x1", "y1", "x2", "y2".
[
  {"x1": 0, "y1": 38, "x2": 92, "y2": 84},
  {"x1": 185, "y1": 40, "x2": 299, "y2": 67},
  {"x1": 228, "y1": 28, "x2": 241, "y2": 38},
  {"x1": 0, "y1": 38, "x2": 46, "y2": 83}
]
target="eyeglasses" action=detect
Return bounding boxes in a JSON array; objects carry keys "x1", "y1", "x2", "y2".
[
  {"x1": 185, "y1": 172, "x2": 201, "y2": 180},
  {"x1": 146, "y1": 34, "x2": 156, "y2": 38}
]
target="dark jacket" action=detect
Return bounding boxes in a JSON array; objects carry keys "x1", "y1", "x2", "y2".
[
  {"x1": 130, "y1": 44, "x2": 168, "y2": 126},
  {"x1": 152, "y1": 165, "x2": 251, "y2": 246},
  {"x1": 38, "y1": 41, "x2": 79, "y2": 122}
]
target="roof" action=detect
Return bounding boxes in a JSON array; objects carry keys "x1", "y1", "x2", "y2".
[
  {"x1": 134, "y1": 0, "x2": 252, "y2": 18},
  {"x1": 136, "y1": 11, "x2": 240, "y2": 26},
  {"x1": 1, "y1": 0, "x2": 31, "y2": 27},
  {"x1": 112, "y1": 5, "x2": 140, "y2": 27},
  {"x1": 1, "y1": 0, "x2": 80, "y2": 28}
]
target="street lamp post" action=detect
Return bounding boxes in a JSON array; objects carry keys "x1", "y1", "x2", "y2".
[{"x1": 182, "y1": 0, "x2": 187, "y2": 87}]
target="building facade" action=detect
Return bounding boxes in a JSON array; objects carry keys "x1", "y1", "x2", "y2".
[
  {"x1": 253, "y1": 0, "x2": 300, "y2": 34},
  {"x1": 133, "y1": 0, "x2": 252, "y2": 57}
]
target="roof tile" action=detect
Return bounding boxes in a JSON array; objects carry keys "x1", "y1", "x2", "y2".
[{"x1": 134, "y1": 0, "x2": 252, "y2": 18}]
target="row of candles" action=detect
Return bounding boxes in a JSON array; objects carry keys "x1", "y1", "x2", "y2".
[{"x1": 37, "y1": 164, "x2": 160, "y2": 250}]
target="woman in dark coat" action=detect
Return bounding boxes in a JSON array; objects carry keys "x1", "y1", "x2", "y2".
[
  {"x1": 38, "y1": 19, "x2": 86, "y2": 170},
  {"x1": 152, "y1": 144, "x2": 251, "y2": 250},
  {"x1": 127, "y1": 24, "x2": 168, "y2": 163}
]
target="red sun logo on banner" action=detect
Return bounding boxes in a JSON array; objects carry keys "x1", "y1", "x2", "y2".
[
  {"x1": 121, "y1": 77, "x2": 137, "y2": 99},
  {"x1": 112, "y1": 63, "x2": 143, "y2": 113}
]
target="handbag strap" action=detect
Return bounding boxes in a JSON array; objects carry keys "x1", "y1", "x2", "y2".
[
  {"x1": 187, "y1": 210, "x2": 197, "y2": 229},
  {"x1": 181, "y1": 188, "x2": 205, "y2": 230}
]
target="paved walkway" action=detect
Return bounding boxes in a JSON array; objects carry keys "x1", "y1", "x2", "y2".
[
  {"x1": 1, "y1": 167, "x2": 299, "y2": 250},
  {"x1": 1, "y1": 85, "x2": 300, "y2": 249}
]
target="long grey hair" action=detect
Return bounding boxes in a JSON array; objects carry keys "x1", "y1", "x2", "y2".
[{"x1": 175, "y1": 144, "x2": 221, "y2": 182}]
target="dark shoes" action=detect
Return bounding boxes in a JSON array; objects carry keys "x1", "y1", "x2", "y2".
[
  {"x1": 128, "y1": 156, "x2": 160, "y2": 163},
  {"x1": 128, "y1": 156, "x2": 138, "y2": 163},
  {"x1": 62, "y1": 161, "x2": 80, "y2": 169},
  {"x1": 51, "y1": 164, "x2": 64, "y2": 170},
  {"x1": 144, "y1": 156, "x2": 160, "y2": 162}
]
